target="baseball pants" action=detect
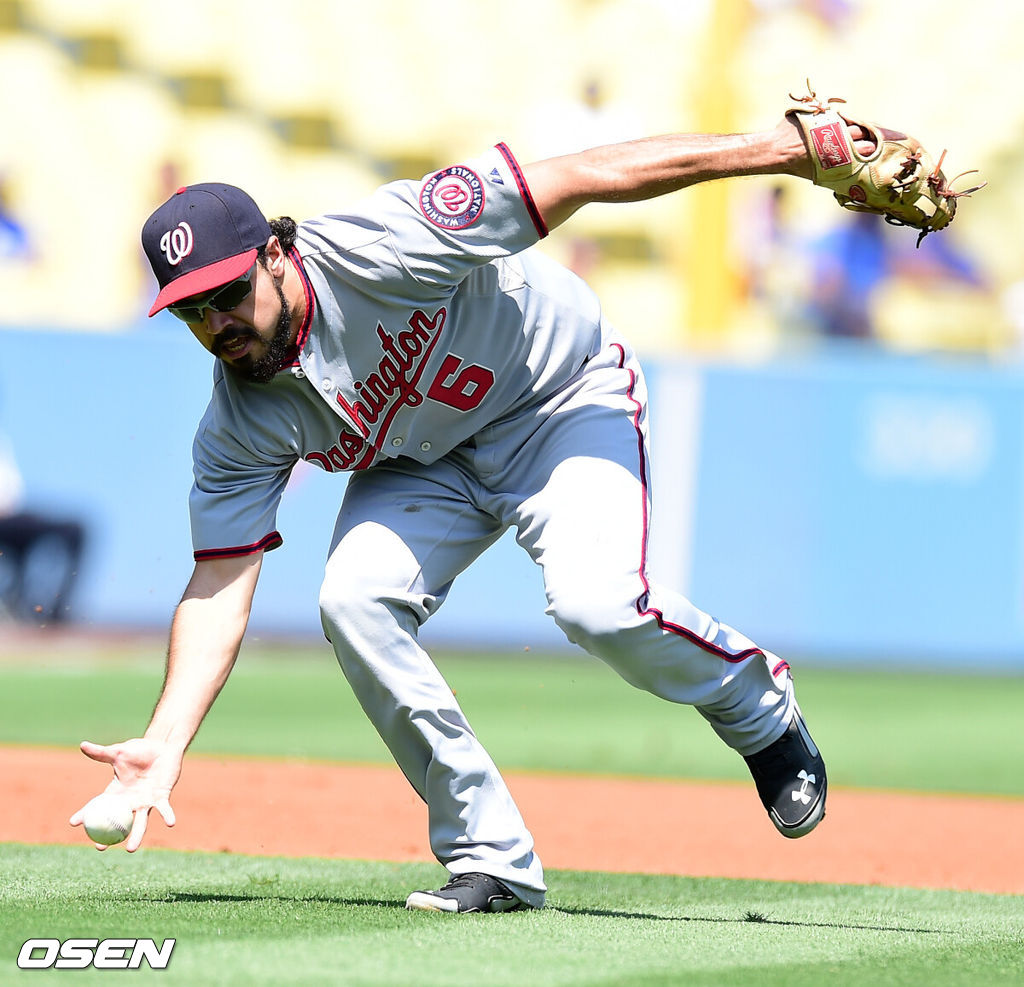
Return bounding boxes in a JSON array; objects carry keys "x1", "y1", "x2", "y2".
[{"x1": 318, "y1": 337, "x2": 796, "y2": 907}]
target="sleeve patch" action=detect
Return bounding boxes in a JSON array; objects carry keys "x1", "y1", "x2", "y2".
[{"x1": 419, "y1": 166, "x2": 486, "y2": 230}]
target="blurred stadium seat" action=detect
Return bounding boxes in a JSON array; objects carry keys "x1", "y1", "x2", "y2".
[
  {"x1": 0, "y1": 0, "x2": 1016, "y2": 355},
  {"x1": 24, "y1": 0, "x2": 129, "y2": 31},
  {"x1": 116, "y1": 1, "x2": 233, "y2": 81}
]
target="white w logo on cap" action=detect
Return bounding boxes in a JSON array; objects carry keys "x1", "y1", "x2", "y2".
[{"x1": 160, "y1": 222, "x2": 194, "y2": 266}]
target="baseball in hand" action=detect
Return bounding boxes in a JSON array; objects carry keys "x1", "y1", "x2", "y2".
[{"x1": 81, "y1": 793, "x2": 134, "y2": 846}]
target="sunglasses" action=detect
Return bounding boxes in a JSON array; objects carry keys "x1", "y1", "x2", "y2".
[{"x1": 168, "y1": 265, "x2": 256, "y2": 324}]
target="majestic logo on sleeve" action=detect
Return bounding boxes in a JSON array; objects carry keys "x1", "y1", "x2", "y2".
[
  {"x1": 159, "y1": 222, "x2": 194, "y2": 265},
  {"x1": 420, "y1": 166, "x2": 485, "y2": 229}
]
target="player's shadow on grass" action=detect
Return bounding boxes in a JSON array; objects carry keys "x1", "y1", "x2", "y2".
[
  {"x1": 548, "y1": 905, "x2": 949, "y2": 935},
  {"x1": 155, "y1": 891, "x2": 403, "y2": 909},
  {"x1": 156, "y1": 893, "x2": 947, "y2": 933}
]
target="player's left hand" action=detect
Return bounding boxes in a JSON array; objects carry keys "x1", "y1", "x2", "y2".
[
  {"x1": 69, "y1": 738, "x2": 180, "y2": 852},
  {"x1": 777, "y1": 115, "x2": 877, "y2": 179},
  {"x1": 784, "y1": 82, "x2": 984, "y2": 244}
]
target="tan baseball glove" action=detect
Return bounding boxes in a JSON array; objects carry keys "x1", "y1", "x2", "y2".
[{"x1": 786, "y1": 83, "x2": 984, "y2": 245}]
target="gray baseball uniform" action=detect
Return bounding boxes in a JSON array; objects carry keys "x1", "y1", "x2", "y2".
[{"x1": 188, "y1": 144, "x2": 797, "y2": 907}]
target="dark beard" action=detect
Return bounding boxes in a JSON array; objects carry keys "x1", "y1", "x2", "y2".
[{"x1": 220, "y1": 280, "x2": 294, "y2": 384}]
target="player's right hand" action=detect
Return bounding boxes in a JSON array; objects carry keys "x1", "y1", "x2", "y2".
[{"x1": 69, "y1": 738, "x2": 181, "y2": 852}]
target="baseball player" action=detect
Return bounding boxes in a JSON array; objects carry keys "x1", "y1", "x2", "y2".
[{"x1": 70, "y1": 93, "x2": 966, "y2": 913}]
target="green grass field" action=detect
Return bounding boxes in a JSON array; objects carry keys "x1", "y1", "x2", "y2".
[
  {"x1": 2, "y1": 638, "x2": 1023, "y2": 985},
  {"x1": 2, "y1": 846, "x2": 1022, "y2": 986},
  {"x1": 3, "y1": 638, "x2": 1023, "y2": 794}
]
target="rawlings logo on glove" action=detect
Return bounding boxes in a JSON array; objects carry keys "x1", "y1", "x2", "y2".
[{"x1": 787, "y1": 83, "x2": 984, "y2": 245}]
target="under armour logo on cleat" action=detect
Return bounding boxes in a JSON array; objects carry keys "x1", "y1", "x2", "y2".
[{"x1": 791, "y1": 770, "x2": 816, "y2": 805}]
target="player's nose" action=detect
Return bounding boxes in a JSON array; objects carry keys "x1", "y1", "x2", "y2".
[{"x1": 205, "y1": 310, "x2": 236, "y2": 335}]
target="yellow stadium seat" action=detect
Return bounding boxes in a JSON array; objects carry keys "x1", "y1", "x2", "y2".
[
  {"x1": 116, "y1": 0, "x2": 234, "y2": 79},
  {"x1": 23, "y1": 0, "x2": 132, "y2": 36}
]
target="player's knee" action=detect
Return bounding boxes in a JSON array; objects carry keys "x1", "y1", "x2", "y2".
[
  {"x1": 318, "y1": 572, "x2": 433, "y2": 645},
  {"x1": 318, "y1": 574, "x2": 367, "y2": 641},
  {"x1": 550, "y1": 587, "x2": 637, "y2": 657}
]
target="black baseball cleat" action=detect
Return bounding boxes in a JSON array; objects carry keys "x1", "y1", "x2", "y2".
[
  {"x1": 405, "y1": 872, "x2": 526, "y2": 913},
  {"x1": 743, "y1": 709, "x2": 827, "y2": 839}
]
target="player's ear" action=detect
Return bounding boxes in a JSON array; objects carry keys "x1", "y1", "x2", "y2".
[{"x1": 262, "y1": 235, "x2": 287, "y2": 277}]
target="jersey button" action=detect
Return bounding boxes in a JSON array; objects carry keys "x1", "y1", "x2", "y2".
[
  {"x1": 420, "y1": 441, "x2": 432, "y2": 452},
  {"x1": 391, "y1": 437, "x2": 404, "y2": 447},
  {"x1": 321, "y1": 378, "x2": 333, "y2": 391}
]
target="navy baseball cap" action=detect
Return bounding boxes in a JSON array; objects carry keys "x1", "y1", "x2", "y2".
[{"x1": 142, "y1": 183, "x2": 272, "y2": 317}]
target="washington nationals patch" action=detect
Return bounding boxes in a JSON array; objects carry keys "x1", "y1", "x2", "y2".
[{"x1": 420, "y1": 166, "x2": 485, "y2": 230}]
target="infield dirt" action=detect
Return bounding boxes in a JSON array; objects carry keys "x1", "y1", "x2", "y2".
[{"x1": 5, "y1": 745, "x2": 1023, "y2": 894}]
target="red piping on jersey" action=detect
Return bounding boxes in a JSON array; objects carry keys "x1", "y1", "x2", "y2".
[
  {"x1": 496, "y1": 143, "x2": 548, "y2": 239},
  {"x1": 612, "y1": 342, "x2": 763, "y2": 665},
  {"x1": 194, "y1": 530, "x2": 283, "y2": 562},
  {"x1": 277, "y1": 248, "x2": 315, "y2": 371}
]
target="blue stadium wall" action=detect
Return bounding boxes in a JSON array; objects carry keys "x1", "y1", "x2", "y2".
[{"x1": 3, "y1": 323, "x2": 1022, "y2": 669}]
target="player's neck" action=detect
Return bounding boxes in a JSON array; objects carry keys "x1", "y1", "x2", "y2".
[{"x1": 283, "y1": 254, "x2": 308, "y2": 342}]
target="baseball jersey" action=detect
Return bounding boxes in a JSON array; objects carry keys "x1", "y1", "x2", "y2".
[{"x1": 190, "y1": 143, "x2": 608, "y2": 560}]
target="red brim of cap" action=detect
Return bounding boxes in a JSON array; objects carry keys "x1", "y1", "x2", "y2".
[{"x1": 148, "y1": 249, "x2": 258, "y2": 317}]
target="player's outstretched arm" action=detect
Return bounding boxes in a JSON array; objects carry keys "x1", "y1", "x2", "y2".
[
  {"x1": 70, "y1": 553, "x2": 263, "y2": 851},
  {"x1": 522, "y1": 116, "x2": 872, "y2": 231}
]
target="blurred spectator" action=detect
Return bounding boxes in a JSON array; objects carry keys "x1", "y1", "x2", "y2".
[
  {"x1": 806, "y1": 211, "x2": 890, "y2": 339},
  {"x1": 530, "y1": 78, "x2": 637, "y2": 159},
  {"x1": 739, "y1": 184, "x2": 819, "y2": 343},
  {"x1": 155, "y1": 159, "x2": 184, "y2": 202},
  {"x1": 751, "y1": 0, "x2": 854, "y2": 30},
  {"x1": 0, "y1": 176, "x2": 32, "y2": 263},
  {"x1": 794, "y1": 0, "x2": 854, "y2": 29},
  {"x1": 528, "y1": 78, "x2": 638, "y2": 280},
  {"x1": 0, "y1": 429, "x2": 86, "y2": 625},
  {"x1": 805, "y1": 211, "x2": 986, "y2": 342},
  {"x1": 742, "y1": 189, "x2": 990, "y2": 348},
  {"x1": 137, "y1": 160, "x2": 187, "y2": 319},
  {"x1": 1002, "y1": 280, "x2": 1024, "y2": 355}
]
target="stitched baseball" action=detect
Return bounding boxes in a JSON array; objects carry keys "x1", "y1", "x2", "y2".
[{"x1": 81, "y1": 793, "x2": 134, "y2": 846}]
